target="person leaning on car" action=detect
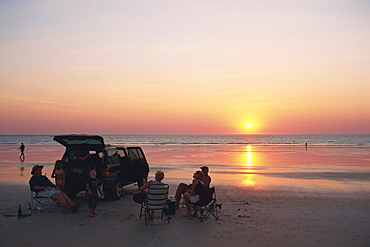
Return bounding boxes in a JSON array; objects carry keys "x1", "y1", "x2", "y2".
[{"x1": 29, "y1": 165, "x2": 81, "y2": 213}]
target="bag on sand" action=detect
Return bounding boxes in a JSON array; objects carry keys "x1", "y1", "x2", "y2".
[{"x1": 133, "y1": 192, "x2": 146, "y2": 204}]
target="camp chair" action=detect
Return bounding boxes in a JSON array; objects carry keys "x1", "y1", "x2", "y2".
[
  {"x1": 191, "y1": 187, "x2": 220, "y2": 222},
  {"x1": 31, "y1": 190, "x2": 60, "y2": 213},
  {"x1": 139, "y1": 183, "x2": 170, "y2": 225}
]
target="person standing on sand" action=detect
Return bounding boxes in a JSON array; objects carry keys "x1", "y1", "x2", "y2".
[
  {"x1": 18, "y1": 143, "x2": 25, "y2": 161},
  {"x1": 85, "y1": 169, "x2": 104, "y2": 217},
  {"x1": 51, "y1": 160, "x2": 65, "y2": 191}
]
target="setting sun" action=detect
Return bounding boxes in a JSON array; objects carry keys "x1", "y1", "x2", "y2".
[{"x1": 0, "y1": 1, "x2": 369, "y2": 135}]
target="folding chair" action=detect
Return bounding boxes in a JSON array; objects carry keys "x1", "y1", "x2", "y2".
[
  {"x1": 192, "y1": 187, "x2": 220, "y2": 222},
  {"x1": 139, "y1": 183, "x2": 170, "y2": 225},
  {"x1": 31, "y1": 190, "x2": 60, "y2": 213}
]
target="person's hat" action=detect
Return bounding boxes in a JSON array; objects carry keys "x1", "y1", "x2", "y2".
[
  {"x1": 31, "y1": 165, "x2": 44, "y2": 174},
  {"x1": 200, "y1": 166, "x2": 209, "y2": 169}
]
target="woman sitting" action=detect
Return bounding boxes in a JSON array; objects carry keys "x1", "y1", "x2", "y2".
[
  {"x1": 183, "y1": 170, "x2": 207, "y2": 217},
  {"x1": 140, "y1": 169, "x2": 165, "y2": 219}
]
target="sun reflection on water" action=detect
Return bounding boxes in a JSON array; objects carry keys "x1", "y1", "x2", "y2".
[
  {"x1": 242, "y1": 145, "x2": 256, "y2": 186},
  {"x1": 246, "y1": 145, "x2": 252, "y2": 168}
]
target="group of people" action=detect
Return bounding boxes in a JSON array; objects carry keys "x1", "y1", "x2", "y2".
[
  {"x1": 29, "y1": 153, "x2": 212, "y2": 218},
  {"x1": 139, "y1": 166, "x2": 212, "y2": 218},
  {"x1": 175, "y1": 166, "x2": 212, "y2": 217},
  {"x1": 29, "y1": 165, "x2": 82, "y2": 213},
  {"x1": 29, "y1": 162, "x2": 103, "y2": 217},
  {"x1": 24, "y1": 142, "x2": 84, "y2": 213}
]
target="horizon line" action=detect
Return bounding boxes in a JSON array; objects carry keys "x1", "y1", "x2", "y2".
[{"x1": 0, "y1": 133, "x2": 369, "y2": 135}]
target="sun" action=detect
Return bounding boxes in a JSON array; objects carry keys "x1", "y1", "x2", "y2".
[{"x1": 237, "y1": 120, "x2": 257, "y2": 133}]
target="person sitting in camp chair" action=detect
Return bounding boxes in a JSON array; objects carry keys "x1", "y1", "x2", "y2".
[
  {"x1": 175, "y1": 166, "x2": 212, "y2": 209},
  {"x1": 29, "y1": 165, "x2": 81, "y2": 213},
  {"x1": 140, "y1": 169, "x2": 166, "y2": 219},
  {"x1": 183, "y1": 170, "x2": 208, "y2": 217},
  {"x1": 200, "y1": 166, "x2": 211, "y2": 188}
]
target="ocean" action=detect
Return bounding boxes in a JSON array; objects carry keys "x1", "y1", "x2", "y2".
[
  {"x1": 0, "y1": 134, "x2": 369, "y2": 193},
  {"x1": 0, "y1": 134, "x2": 369, "y2": 146}
]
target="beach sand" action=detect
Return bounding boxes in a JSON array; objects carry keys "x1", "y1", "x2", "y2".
[{"x1": 0, "y1": 144, "x2": 369, "y2": 246}]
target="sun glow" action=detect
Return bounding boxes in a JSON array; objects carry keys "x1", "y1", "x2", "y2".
[{"x1": 236, "y1": 119, "x2": 260, "y2": 134}]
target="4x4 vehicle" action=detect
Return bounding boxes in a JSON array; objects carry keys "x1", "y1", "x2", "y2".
[{"x1": 53, "y1": 135, "x2": 149, "y2": 200}]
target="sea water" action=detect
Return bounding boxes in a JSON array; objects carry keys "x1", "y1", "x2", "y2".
[
  {"x1": 0, "y1": 134, "x2": 369, "y2": 146},
  {"x1": 0, "y1": 134, "x2": 369, "y2": 193}
]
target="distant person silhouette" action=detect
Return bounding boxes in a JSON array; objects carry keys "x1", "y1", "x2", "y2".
[{"x1": 18, "y1": 143, "x2": 25, "y2": 162}]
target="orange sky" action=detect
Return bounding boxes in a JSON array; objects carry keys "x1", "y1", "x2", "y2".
[{"x1": 1, "y1": 1, "x2": 369, "y2": 134}]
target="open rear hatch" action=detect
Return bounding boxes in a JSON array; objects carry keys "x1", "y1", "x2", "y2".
[{"x1": 53, "y1": 135, "x2": 105, "y2": 151}]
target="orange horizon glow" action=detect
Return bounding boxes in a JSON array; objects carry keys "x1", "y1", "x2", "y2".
[{"x1": 1, "y1": 1, "x2": 369, "y2": 135}]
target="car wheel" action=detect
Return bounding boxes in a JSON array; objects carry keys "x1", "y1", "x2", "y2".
[{"x1": 110, "y1": 181, "x2": 122, "y2": 200}]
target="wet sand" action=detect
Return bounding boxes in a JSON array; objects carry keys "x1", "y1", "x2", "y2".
[{"x1": 0, "y1": 144, "x2": 369, "y2": 246}]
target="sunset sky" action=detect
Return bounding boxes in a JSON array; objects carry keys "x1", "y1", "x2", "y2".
[{"x1": 1, "y1": 1, "x2": 369, "y2": 135}]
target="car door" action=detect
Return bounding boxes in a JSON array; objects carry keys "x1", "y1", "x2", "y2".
[{"x1": 127, "y1": 147, "x2": 149, "y2": 187}]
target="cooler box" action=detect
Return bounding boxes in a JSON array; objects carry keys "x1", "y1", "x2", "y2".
[{"x1": 167, "y1": 200, "x2": 176, "y2": 215}]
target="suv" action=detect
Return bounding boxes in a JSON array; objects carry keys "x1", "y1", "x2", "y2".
[{"x1": 53, "y1": 135, "x2": 149, "y2": 200}]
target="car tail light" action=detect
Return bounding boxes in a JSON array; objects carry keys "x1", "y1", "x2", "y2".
[{"x1": 101, "y1": 168, "x2": 110, "y2": 178}]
